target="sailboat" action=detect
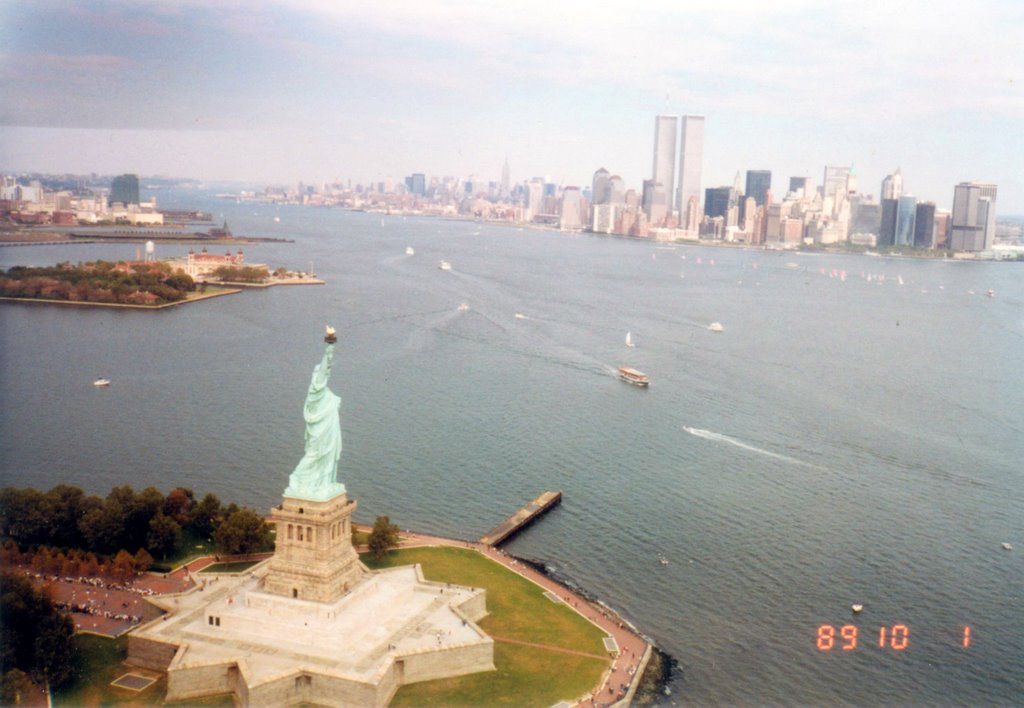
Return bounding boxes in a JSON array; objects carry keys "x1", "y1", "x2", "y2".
[{"x1": 625, "y1": 331, "x2": 635, "y2": 348}]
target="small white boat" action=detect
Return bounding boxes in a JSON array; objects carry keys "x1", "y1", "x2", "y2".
[
  {"x1": 1002, "y1": 542, "x2": 1013, "y2": 551},
  {"x1": 708, "y1": 322, "x2": 724, "y2": 333},
  {"x1": 93, "y1": 378, "x2": 111, "y2": 387},
  {"x1": 851, "y1": 604, "x2": 864, "y2": 613},
  {"x1": 457, "y1": 303, "x2": 469, "y2": 312},
  {"x1": 439, "y1": 261, "x2": 451, "y2": 271},
  {"x1": 625, "y1": 331, "x2": 635, "y2": 348},
  {"x1": 898, "y1": 275, "x2": 904, "y2": 286},
  {"x1": 658, "y1": 554, "x2": 669, "y2": 566},
  {"x1": 514, "y1": 313, "x2": 525, "y2": 320},
  {"x1": 987, "y1": 289, "x2": 995, "y2": 298},
  {"x1": 273, "y1": 216, "x2": 280, "y2": 223},
  {"x1": 405, "y1": 246, "x2": 415, "y2": 255}
]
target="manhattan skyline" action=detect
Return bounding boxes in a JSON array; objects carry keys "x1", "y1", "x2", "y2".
[{"x1": 1, "y1": 1, "x2": 1022, "y2": 213}]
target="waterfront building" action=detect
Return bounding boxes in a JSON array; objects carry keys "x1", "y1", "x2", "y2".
[
  {"x1": 607, "y1": 175, "x2": 626, "y2": 205},
  {"x1": 642, "y1": 179, "x2": 668, "y2": 227},
  {"x1": 895, "y1": 195, "x2": 917, "y2": 247},
  {"x1": 745, "y1": 170, "x2": 771, "y2": 207},
  {"x1": 109, "y1": 174, "x2": 140, "y2": 206},
  {"x1": 652, "y1": 115, "x2": 678, "y2": 213},
  {"x1": 704, "y1": 186, "x2": 736, "y2": 220},
  {"x1": 914, "y1": 201, "x2": 937, "y2": 248},
  {"x1": 405, "y1": 173, "x2": 426, "y2": 197},
  {"x1": 525, "y1": 179, "x2": 544, "y2": 222},
  {"x1": 822, "y1": 165, "x2": 851, "y2": 218},
  {"x1": 879, "y1": 198, "x2": 899, "y2": 247},
  {"x1": 592, "y1": 203, "x2": 616, "y2": 233},
  {"x1": 500, "y1": 158, "x2": 511, "y2": 199},
  {"x1": 881, "y1": 169, "x2": 903, "y2": 201},
  {"x1": 934, "y1": 209, "x2": 951, "y2": 249},
  {"x1": 950, "y1": 182, "x2": 998, "y2": 251},
  {"x1": 788, "y1": 176, "x2": 809, "y2": 199},
  {"x1": 677, "y1": 115, "x2": 704, "y2": 214},
  {"x1": 560, "y1": 187, "x2": 582, "y2": 230},
  {"x1": 591, "y1": 168, "x2": 610, "y2": 206}
]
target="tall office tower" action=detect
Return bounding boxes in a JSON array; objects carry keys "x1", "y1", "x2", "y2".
[
  {"x1": 624, "y1": 189, "x2": 639, "y2": 210},
  {"x1": 501, "y1": 158, "x2": 511, "y2": 199},
  {"x1": 607, "y1": 175, "x2": 626, "y2": 205},
  {"x1": 642, "y1": 179, "x2": 668, "y2": 226},
  {"x1": 109, "y1": 174, "x2": 140, "y2": 206},
  {"x1": 405, "y1": 173, "x2": 426, "y2": 196},
  {"x1": 704, "y1": 187, "x2": 737, "y2": 220},
  {"x1": 745, "y1": 170, "x2": 772, "y2": 207},
  {"x1": 592, "y1": 168, "x2": 610, "y2": 205},
  {"x1": 895, "y1": 195, "x2": 918, "y2": 247},
  {"x1": 652, "y1": 115, "x2": 678, "y2": 212},
  {"x1": 913, "y1": 202, "x2": 936, "y2": 248},
  {"x1": 879, "y1": 199, "x2": 899, "y2": 246},
  {"x1": 742, "y1": 196, "x2": 757, "y2": 233},
  {"x1": 685, "y1": 196, "x2": 700, "y2": 232},
  {"x1": 933, "y1": 209, "x2": 951, "y2": 249},
  {"x1": 823, "y1": 166, "x2": 851, "y2": 203},
  {"x1": 789, "y1": 176, "x2": 809, "y2": 198},
  {"x1": 881, "y1": 168, "x2": 903, "y2": 201},
  {"x1": 560, "y1": 187, "x2": 582, "y2": 230},
  {"x1": 733, "y1": 171, "x2": 743, "y2": 193},
  {"x1": 525, "y1": 179, "x2": 544, "y2": 222},
  {"x1": 592, "y1": 203, "x2": 616, "y2": 233},
  {"x1": 950, "y1": 182, "x2": 998, "y2": 251},
  {"x1": 677, "y1": 115, "x2": 705, "y2": 214}
]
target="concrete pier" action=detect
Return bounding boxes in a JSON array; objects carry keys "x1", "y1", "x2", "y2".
[{"x1": 479, "y1": 491, "x2": 562, "y2": 547}]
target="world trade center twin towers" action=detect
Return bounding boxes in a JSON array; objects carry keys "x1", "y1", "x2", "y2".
[{"x1": 648, "y1": 114, "x2": 704, "y2": 226}]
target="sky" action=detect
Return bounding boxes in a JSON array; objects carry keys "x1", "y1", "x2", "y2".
[{"x1": 1, "y1": 0, "x2": 1022, "y2": 213}]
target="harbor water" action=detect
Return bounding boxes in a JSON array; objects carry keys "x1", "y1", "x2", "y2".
[{"x1": 1, "y1": 191, "x2": 1022, "y2": 705}]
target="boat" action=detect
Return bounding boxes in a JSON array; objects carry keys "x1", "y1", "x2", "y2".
[
  {"x1": 708, "y1": 322, "x2": 724, "y2": 333},
  {"x1": 625, "y1": 331, "x2": 635, "y2": 348},
  {"x1": 1002, "y1": 542, "x2": 1013, "y2": 551},
  {"x1": 658, "y1": 554, "x2": 669, "y2": 566},
  {"x1": 514, "y1": 313, "x2": 525, "y2": 320},
  {"x1": 93, "y1": 378, "x2": 111, "y2": 387},
  {"x1": 898, "y1": 275, "x2": 904, "y2": 286},
  {"x1": 457, "y1": 303, "x2": 469, "y2": 312},
  {"x1": 618, "y1": 367, "x2": 649, "y2": 387},
  {"x1": 405, "y1": 246, "x2": 415, "y2": 255},
  {"x1": 851, "y1": 604, "x2": 864, "y2": 613},
  {"x1": 273, "y1": 216, "x2": 280, "y2": 223},
  {"x1": 439, "y1": 261, "x2": 451, "y2": 271},
  {"x1": 987, "y1": 289, "x2": 995, "y2": 298}
]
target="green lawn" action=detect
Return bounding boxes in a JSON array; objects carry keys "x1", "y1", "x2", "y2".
[
  {"x1": 52, "y1": 635, "x2": 164, "y2": 707},
  {"x1": 362, "y1": 546, "x2": 611, "y2": 706},
  {"x1": 154, "y1": 527, "x2": 214, "y2": 569}
]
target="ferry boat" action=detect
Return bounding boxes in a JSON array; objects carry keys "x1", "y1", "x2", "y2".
[
  {"x1": 618, "y1": 367, "x2": 649, "y2": 387},
  {"x1": 708, "y1": 322, "x2": 724, "y2": 333},
  {"x1": 93, "y1": 378, "x2": 111, "y2": 387}
]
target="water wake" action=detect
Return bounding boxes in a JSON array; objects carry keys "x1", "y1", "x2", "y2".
[{"x1": 682, "y1": 426, "x2": 824, "y2": 469}]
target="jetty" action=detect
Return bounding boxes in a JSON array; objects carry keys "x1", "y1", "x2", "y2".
[{"x1": 480, "y1": 491, "x2": 562, "y2": 547}]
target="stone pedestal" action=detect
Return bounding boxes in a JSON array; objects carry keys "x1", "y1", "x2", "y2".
[{"x1": 264, "y1": 492, "x2": 364, "y2": 603}]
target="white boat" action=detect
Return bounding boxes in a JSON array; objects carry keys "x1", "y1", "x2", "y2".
[
  {"x1": 514, "y1": 313, "x2": 525, "y2": 320},
  {"x1": 1002, "y1": 542, "x2": 1013, "y2": 551},
  {"x1": 851, "y1": 604, "x2": 864, "y2": 613},
  {"x1": 457, "y1": 303, "x2": 469, "y2": 312},
  {"x1": 93, "y1": 378, "x2": 111, "y2": 387},
  {"x1": 439, "y1": 261, "x2": 451, "y2": 271},
  {"x1": 708, "y1": 322, "x2": 724, "y2": 333},
  {"x1": 658, "y1": 554, "x2": 669, "y2": 566},
  {"x1": 618, "y1": 367, "x2": 649, "y2": 387},
  {"x1": 405, "y1": 246, "x2": 415, "y2": 255},
  {"x1": 987, "y1": 289, "x2": 995, "y2": 298},
  {"x1": 273, "y1": 216, "x2": 280, "y2": 223},
  {"x1": 625, "y1": 331, "x2": 635, "y2": 348}
]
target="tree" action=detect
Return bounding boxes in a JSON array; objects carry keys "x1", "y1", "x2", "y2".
[
  {"x1": 163, "y1": 488, "x2": 195, "y2": 526},
  {"x1": 0, "y1": 668, "x2": 34, "y2": 706},
  {"x1": 213, "y1": 509, "x2": 271, "y2": 558},
  {"x1": 111, "y1": 550, "x2": 136, "y2": 583},
  {"x1": 0, "y1": 573, "x2": 76, "y2": 689},
  {"x1": 146, "y1": 513, "x2": 181, "y2": 559},
  {"x1": 189, "y1": 493, "x2": 221, "y2": 537},
  {"x1": 133, "y1": 548, "x2": 154, "y2": 574},
  {"x1": 367, "y1": 516, "x2": 400, "y2": 560}
]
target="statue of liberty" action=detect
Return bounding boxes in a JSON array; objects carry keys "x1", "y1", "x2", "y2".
[{"x1": 284, "y1": 327, "x2": 346, "y2": 501}]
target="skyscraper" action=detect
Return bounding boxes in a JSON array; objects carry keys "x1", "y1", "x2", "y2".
[
  {"x1": 704, "y1": 187, "x2": 736, "y2": 220},
  {"x1": 642, "y1": 179, "x2": 668, "y2": 226},
  {"x1": 913, "y1": 201, "x2": 936, "y2": 248},
  {"x1": 788, "y1": 176, "x2": 809, "y2": 197},
  {"x1": 500, "y1": 158, "x2": 511, "y2": 199},
  {"x1": 881, "y1": 168, "x2": 903, "y2": 201},
  {"x1": 895, "y1": 195, "x2": 917, "y2": 247},
  {"x1": 591, "y1": 168, "x2": 610, "y2": 206},
  {"x1": 950, "y1": 182, "x2": 997, "y2": 251},
  {"x1": 651, "y1": 115, "x2": 677, "y2": 218},
  {"x1": 109, "y1": 174, "x2": 139, "y2": 206},
  {"x1": 560, "y1": 187, "x2": 581, "y2": 230},
  {"x1": 879, "y1": 199, "x2": 899, "y2": 246},
  {"x1": 745, "y1": 170, "x2": 772, "y2": 207},
  {"x1": 677, "y1": 116, "x2": 704, "y2": 215}
]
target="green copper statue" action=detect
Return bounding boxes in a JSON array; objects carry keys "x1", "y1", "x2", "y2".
[{"x1": 284, "y1": 327, "x2": 347, "y2": 501}]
